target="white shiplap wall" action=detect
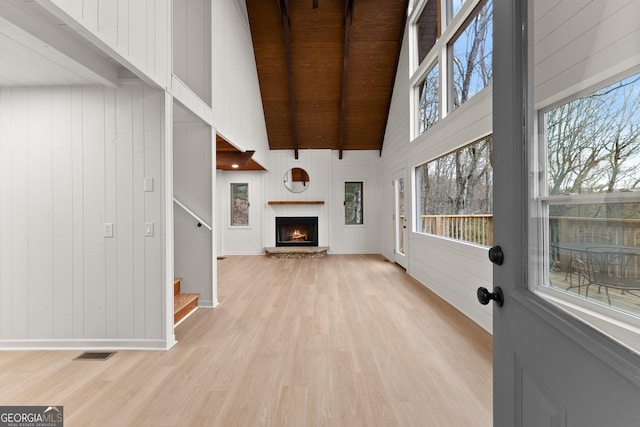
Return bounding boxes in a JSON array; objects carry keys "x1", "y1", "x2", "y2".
[
  {"x1": 173, "y1": 0, "x2": 212, "y2": 106},
  {"x1": 380, "y1": 17, "x2": 493, "y2": 332},
  {"x1": 0, "y1": 83, "x2": 168, "y2": 348},
  {"x1": 217, "y1": 170, "x2": 265, "y2": 255},
  {"x1": 41, "y1": 0, "x2": 170, "y2": 88},
  {"x1": 329, "y1": 151, "x2": 381, "y2": 254},
  {"x1": 212, "y1": 0, "x2": 271, "y2": 169},
  {"x1": 173, "y1": 105, "x2": 214, "y2": 305},
  {"x1": 218, "y1": 149, "x2": 381, "y2": 255},
  {"x1": 262, "y1": 150, "x2": 332, "y2": 248},
  {"x1": 533, "y1": 0, "x2": 640, "y2": 108}
]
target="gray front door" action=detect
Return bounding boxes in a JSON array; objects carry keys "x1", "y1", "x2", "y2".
[{"x1": 492, "y1": 1, "x2": 640, "y2": 426}]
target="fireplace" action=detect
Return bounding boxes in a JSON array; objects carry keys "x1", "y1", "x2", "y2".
[{"x1": 275, "y1": 216, "x2": 318, "y2": 247}]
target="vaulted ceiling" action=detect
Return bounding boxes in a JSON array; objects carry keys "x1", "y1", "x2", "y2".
[{"x1": 246, "y1": 0, "x2": 408, "y2": 159}]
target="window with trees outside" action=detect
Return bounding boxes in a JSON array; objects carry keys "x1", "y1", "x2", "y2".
[
  {"x1": 415, "y1": 136, "x2": 493, "y2": 245},
  {"x1": 410, "y1": 0, "x2": 492, "y2": 139},
  {"x1": 448, "y1": 0, "x2": 467, "y2": 22},
  {"x1": 230, "y1": 183, "x2": 249, "y2": 226},
  {"x1": 418, "y1": 62, "x2": 439, "y2": 134},
  {"x1": 345, "y1": 181, "x2": 364, "y2": 225},
  {"x1": 448, "y1": 0, "x2": 492, "y2": 111},
  {"x1": 541, "y1": 72, "x2": 640, "y2": 318}
]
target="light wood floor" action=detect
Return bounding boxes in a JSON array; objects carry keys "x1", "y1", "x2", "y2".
[{"x1": 0, "y1": 254, "x2": 493, "y2": 426}]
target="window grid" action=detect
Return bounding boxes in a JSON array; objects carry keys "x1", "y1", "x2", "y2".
[{"x1": 410, "y1": 0, "x2": 492, "y2": 139}]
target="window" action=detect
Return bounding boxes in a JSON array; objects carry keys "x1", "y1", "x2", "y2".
[
  {"x1": 345, "y1": 181, "x2": 364, "y2": 225},
  {"x1": 415, "y1": 136, "x2": 493, "y2": 245},
  {"x1": 230, "y1": 183, "x2": 249, "y2": 226},
  {"x1": 449, "y1": 0, "x2": 493, "y2": 110},
  {"x1": 541, "y1": 73, "x2": 640, "y2": 318},
  {"x1": 447, "y1": 0, "x2": 467, "y2": 23},
  {"x1": 418, "y1": 62, "x2": 439, "y2": 134},
  {"x1": 416, "y1": 0, "x2": 439, "y2": 65}
]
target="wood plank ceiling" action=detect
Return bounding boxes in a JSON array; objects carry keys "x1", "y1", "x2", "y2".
[{"x1": 246, "y1": 0, "x2": 408, "y2": 159}]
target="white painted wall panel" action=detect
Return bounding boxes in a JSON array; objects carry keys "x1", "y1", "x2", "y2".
[
  {"x1": 115, "y1": 85, "x2": 135, "y2": 338},
  {"x1": 143, "y1": 89, "x2": 164, "y2": 338},
  {"x1": 173, "y1": 0, "x2": 212, "y2": 106},
  {"x1": 533, "y1": 0, "x2": 640, "y2": 108},
  {"x1": 70, "y1": 85, "x2": 84, "y2": 339},
  {"x1": 173, "y1": 104, "x2": 214, "y2": 306},
  {"x1": 10, "y1": 87, "x2": 29, "y2": 338},
  {"x1": 104, "y1": 88, "x2": 118, "y2": 339},
  {"x1": 41, "y1": 0, "x2": 170, "y2": 88},
  {"x1": 51, "y1": 87, "x2": 74, "y2": 339},
  {"x1": 329, "y1": 151, "x2": 381, "y2": 254},
  {"x1": 217, "y1": 171, "x2": 264, "y2": 255},
  {"x1": 212, "y1": 0, "x2": 270, "y2": 168},
  {"x1": 82, "y1": 86, "x2": 107, "y2": 339},
  {"x1": 0, "y1": 89, "x2": 12, "y2": 337},
  {"x1": 0, "y1": 83, "x2": 167, "y2": 347},
  {"x1": 262, "y1": 150, "x2": 332, "y2": 248}
]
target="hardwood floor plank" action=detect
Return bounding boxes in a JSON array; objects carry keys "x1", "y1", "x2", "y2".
[{"x1": 0, "y1": 254, "x2": 492, "y2": 426}]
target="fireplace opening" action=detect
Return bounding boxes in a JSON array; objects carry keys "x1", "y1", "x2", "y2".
[{"x1": 276, "y1": 216, "x2": 318, "y2": 247}]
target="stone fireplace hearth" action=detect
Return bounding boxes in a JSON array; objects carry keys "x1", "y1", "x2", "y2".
[{"x1": 265, "y1": 216, "x2": 327, "y2": 258}]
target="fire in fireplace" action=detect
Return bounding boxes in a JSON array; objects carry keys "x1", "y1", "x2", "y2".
[{"x1": 275, "y1": 216, "x2": 318, "y2": 247}]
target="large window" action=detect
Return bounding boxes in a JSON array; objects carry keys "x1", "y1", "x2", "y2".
[
  {"x1": 448, "y1": 0, "x2": 493, "y2": 110},
  {"x1": 541, "y1": 73, "x2": 640, "y2": 318},
  {"x1": 230, "y1": 183, "x2": 249, "y2": 226},
  {"x1": 411, "y1": 0, "x2": 493, "y2": 139},
  {"x1": 345, "y1": 181, "x2": 364, "y2": 225},
  {"x1": 415, "y1": 136, "x2": 493, "y2": 245},
  {"x1": 417, "y1": 62, "x2": 439, "y2": 134}
]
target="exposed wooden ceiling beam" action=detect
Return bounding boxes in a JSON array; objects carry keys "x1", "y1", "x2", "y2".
[
  {"x1": 379, "y1": 0, "x2": 410, "y2": 157},
  {"x1": 338, "y1": 0, "x2": 354, "y2": 160},
  {"x1": 278, "y1": 0, "x2": 300, "y2": 160}
]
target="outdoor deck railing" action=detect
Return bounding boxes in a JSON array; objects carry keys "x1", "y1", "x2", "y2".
[
  {"x1": 419, "y1": 214, "x2": 494, "y2": 246},
  {"x1": 411, "y1": 215, "x2": 640, "y2": 252},
  {"x1": 550, "y1": 216, "x2": 640, "y2": 269}
]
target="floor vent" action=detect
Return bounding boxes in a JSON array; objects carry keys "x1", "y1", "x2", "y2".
[{"x1": 73, "y1": 352, "x2": 116, "y2": 361}]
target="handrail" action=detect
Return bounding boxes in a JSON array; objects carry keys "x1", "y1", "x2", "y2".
[{"x1": 173, "y1": 198, "x2": 212, "y2": 231}]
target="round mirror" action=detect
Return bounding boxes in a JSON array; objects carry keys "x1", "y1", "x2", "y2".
[{"x1": 283, "y1": 167, "x2": 310, "y2": 193}]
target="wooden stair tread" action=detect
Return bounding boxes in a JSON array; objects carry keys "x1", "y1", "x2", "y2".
[
  {"x1": 173, "y1": 292, "x2": 199, "y2": 324},
  {"x1": 174, "y1": 293, "x2": 199, "y2": 310},
  {"x1": 174, "y1": 277, "x2": 182, "y2": 296}
]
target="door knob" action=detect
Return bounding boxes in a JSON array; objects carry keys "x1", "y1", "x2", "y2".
[
  {"x1": 477, "y1": 287, "x2": 504, "y2": 307},
  {"x1": 488, "y1": 245, "x2": 504, "y2": 265}
]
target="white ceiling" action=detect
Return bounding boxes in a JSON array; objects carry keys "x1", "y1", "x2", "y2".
[{"x1": 0, "y1": 1, "x2": 121, "y2": 87}]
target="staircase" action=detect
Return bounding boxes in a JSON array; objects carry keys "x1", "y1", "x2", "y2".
[{"x1": 174, "y1": 277, "x2": 199, "y2": 324}]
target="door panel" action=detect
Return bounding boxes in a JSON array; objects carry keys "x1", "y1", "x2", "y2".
[
  {"x1": 393, "y1": 171, "x2": 408, "y2": 269},
  {"x1": 493, "y1": 0, "x2": 640, "y2": 425}
]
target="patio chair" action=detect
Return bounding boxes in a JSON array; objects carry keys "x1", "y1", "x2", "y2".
[
  {"x1": 584, "y1": 247, "x2": 640, "y2": 305},
  {"x1": 565, "y1": 232, "x2": 611, "y2": 293}
]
